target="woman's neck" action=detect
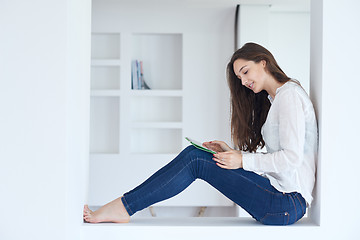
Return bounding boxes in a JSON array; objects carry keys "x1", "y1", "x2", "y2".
[{"x1": 265, "y1": 77, "x2": 286, "y2": 100}]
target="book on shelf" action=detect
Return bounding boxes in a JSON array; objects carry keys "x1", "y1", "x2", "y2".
[{"x1": 131, "y1": 60, "x2": 151, "y2": 90}]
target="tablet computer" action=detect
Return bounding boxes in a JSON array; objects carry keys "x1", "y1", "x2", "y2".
[{"x1": 185, "y1": 137, "x2": 217, "y2": 154}]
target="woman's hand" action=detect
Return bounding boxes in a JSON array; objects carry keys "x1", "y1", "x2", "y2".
[
  {"x1": 212, "y1": 150, "x2": 243, "y2": 169},
  {"x1": 202, "y1": 140, "x2": 232, "y2": 153}
]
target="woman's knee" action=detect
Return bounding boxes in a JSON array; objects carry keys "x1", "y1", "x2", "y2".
[
  {"x1": 185, "y1": 145, "x2": 196, "y2": 151},
  {"x1": 177, "y1": 145, "x2": 197, "y2": 157},
  {"x1": 180, "y1": 145, "x2": 213, "y2": 164},
  {"x1": 175, "y1": 145, "x2": 202, "y2": 164},
  {"x1": 178, "y1": 145, "x2": 197, "y2": 161}
]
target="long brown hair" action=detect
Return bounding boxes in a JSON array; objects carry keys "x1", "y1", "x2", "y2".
[{"x1": 227, "y1": 42, "x2": 291, "y2": 152}]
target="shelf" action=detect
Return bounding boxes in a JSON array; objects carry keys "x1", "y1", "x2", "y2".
[
  {"x1": 129, "y1": 90, "x2": 183, "y2": 97},
  {"x1": 90, "y1": 153, "x2": 178, "y2": 160},
  {"x1": 89, "y1": 153, "x2": 122, "y2": 159},
  {"x1": 91, "y1": 59, "x2": 121, "y2": 66},
  {"x1": 91, "y1": 90, "x2": 122, "y2": 96},
  {"x1": 131, "y1": 122, "x2": 183, "y2": 129},
  {"x1": 128, "y1": 153, "x2": 178, "y2": 159}
]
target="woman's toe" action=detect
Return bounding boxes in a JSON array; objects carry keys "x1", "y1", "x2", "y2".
[{"x1": 84, "y1": 205, "x2": 93, "y2": 215}]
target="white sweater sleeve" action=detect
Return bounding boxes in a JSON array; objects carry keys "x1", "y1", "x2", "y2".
[{"x1": 242, "y1": 89, "x2": 306, "y2": 173}]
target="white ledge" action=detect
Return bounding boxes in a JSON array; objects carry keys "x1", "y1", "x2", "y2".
[
  {"x1": 82, "y1": 217, "x2": 319, "y2": 240},
  {"x1": 82, "y1": 217, "x2": 317, "y2": 227}
]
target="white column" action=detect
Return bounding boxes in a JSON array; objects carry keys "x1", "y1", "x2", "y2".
[
  {"x1": 310, "y1": 1, "x2": 360, "y2": 237},
  {"x1": 0, "y1": 1, "x2": 91, "y2": 239}
]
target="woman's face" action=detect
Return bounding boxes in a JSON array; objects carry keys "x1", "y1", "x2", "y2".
[{"x1": 233, "y1": 59, "x2": 267, "y2": 94}]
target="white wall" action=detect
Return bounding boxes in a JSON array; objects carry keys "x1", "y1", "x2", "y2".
[
  {"x1": 0, "y1": 0, "x2": 91, "y2": 239},
  {"x1": 238, "y1": 5, "x2": 310, "y2": 93},
  {"x1": 312, "y1": 0, "x2": 360, "y2": 237},
  {"x1": 65, "y1": 0, "x2": 91, "y2": 239}
]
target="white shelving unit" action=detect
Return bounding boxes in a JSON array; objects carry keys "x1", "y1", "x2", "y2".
[
  {"x1": 89, "y1": 32, "x2": 189, "y2": 205},
  {"x1": 90, "y1": 33, "x2": 183, "y2": 151}
]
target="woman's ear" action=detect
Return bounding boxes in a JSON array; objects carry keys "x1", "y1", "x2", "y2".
[{"x1": 260, "y1": 60, "x2": 266, "y2": 68}]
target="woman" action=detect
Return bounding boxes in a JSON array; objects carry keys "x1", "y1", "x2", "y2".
[{"x1": 83, "y1": 42, "x2": 317, "y2": 225}]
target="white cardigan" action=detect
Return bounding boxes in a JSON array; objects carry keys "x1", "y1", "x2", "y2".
[{"x1": 242, "y1": 80, "x2": 318, "y2": 205}]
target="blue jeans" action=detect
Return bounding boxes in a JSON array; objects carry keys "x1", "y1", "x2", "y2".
[{"x1": 121, "y1": 146, "x2": 306, "y2": 225}]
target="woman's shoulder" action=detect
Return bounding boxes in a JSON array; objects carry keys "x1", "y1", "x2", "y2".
[
  {"x1": 277, "y1": 80, "x2": 308, "y2": 98},
  {"x1": 275, "y1": 80, "x2": 314, "y2": 107},
  {"x1": 277, "y1": 80, "x2": 315, "y2": 112}
]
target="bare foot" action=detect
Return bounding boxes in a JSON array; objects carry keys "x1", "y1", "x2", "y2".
[{"x1": 83, "y1": 197, "x2": 130, "y2": 223}]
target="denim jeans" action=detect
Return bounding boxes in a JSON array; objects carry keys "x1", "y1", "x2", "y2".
[{"x1": 121, "y1": 145, "x2": 306, "y2": 225}]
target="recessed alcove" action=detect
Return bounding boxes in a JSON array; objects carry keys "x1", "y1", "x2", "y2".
[{"x1": 85, "y1": 0, "x2": 321, "y2": 230}]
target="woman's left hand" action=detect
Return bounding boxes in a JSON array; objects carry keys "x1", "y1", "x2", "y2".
[{"x1": 213, "y1": 150, "x2": 243, "y2": 169}]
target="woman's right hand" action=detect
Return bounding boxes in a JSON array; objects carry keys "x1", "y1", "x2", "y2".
[{"x1": 202, "y1": 140, "x2": 232, "y2": 153}]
